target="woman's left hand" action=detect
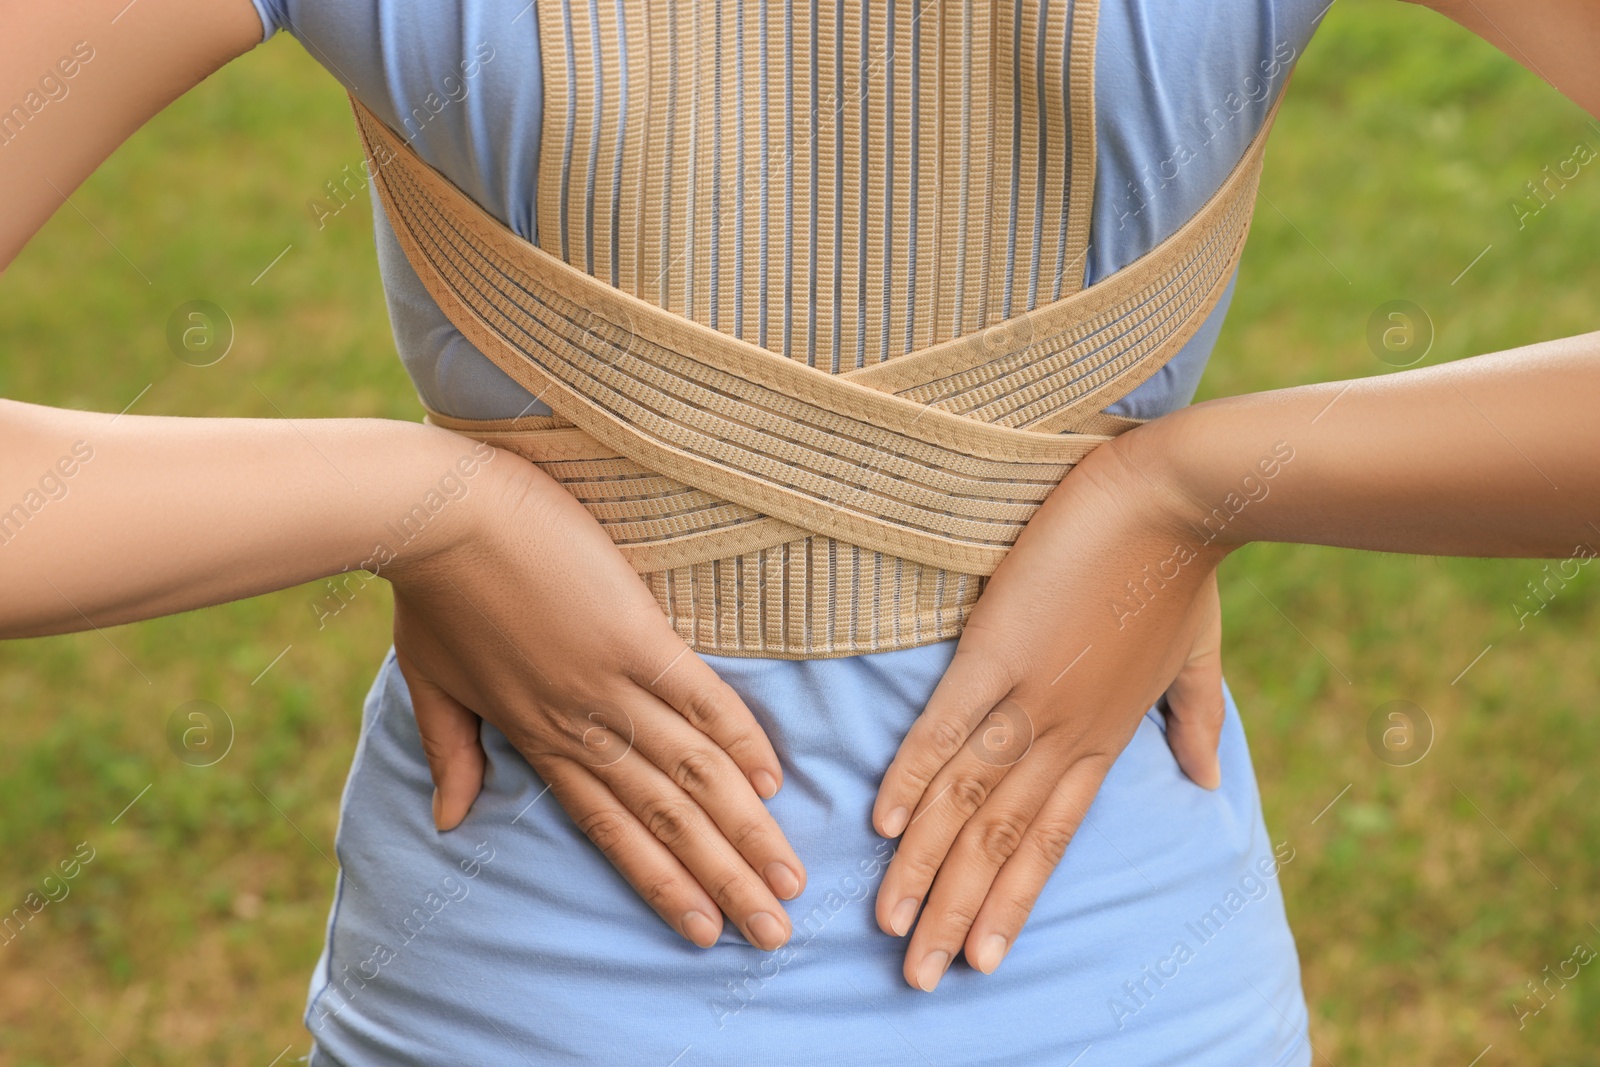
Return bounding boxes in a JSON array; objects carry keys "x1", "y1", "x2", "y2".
[{"x1": 871, "y1": 428, "x2": 1234, "y2": 991}]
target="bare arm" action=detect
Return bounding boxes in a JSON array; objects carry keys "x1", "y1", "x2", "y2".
[
  {"x1": 869, "y1": 1, "x2": 1600, "y2": 990},
  {"x1": 1129, "y1": 330, "x2": 1600, "y2": 563},
  {"x1": 1143, "y1": 0, "x2": 1600, "y2": 558},
  {"x1": 2, "y1": 0, "x2": 807, "y2": 952},
  {"x1": 0, "y1": 399, "x2": 498, "y2": 636},
  {"x1": 1404, "y1": 0, "x2": 1600, "y2": 118},
  {"x1": 0, "y1": 0, "x2": 479, "y2": 642},
  {"x1": 866, "y1": 325, "x2": 1600, "y2": 989},
  {"x1": 864, "y1": 330, "x2": 1600, "y2": 989}
]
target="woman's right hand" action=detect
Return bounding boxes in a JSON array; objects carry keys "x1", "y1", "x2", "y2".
[{"x1": 384, "y1": 443, "x2": 805, "y2": 952}]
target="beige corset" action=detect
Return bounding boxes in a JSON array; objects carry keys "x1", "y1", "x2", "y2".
[{"x1": 351, "y1": 0, "x2": 1282, "y2": 658}]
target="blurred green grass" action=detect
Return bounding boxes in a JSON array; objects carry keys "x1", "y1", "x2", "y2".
[{"x1": 2, "y1": 2, "x2": 1599, "y2": 1063}]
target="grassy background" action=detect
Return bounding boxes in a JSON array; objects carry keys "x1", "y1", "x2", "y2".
[{"x1": 2, "y1": 1, "x2": 1598, "y2": 1063}]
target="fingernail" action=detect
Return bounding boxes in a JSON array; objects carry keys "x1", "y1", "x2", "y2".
[
  {"x1": 974, "y1": 934, "x2": 1010, "y2": 974},
  {"x1": 682, "y1": 910, "x2": 720, "y2": 947},
  {"x1": 889, "y1": 897, "x2": 918, "y2": 937},
  {"x1": 915, "y1": 950, "x2": 950, "y2": 992},
  {"x1": 752, "y1": 769, "x2": 779, "y2": 799},
  {"x1": 431, "y1": 787, "x2": 444, "y2": 831},
  {"x1": 881, "y1": 806, "x2": 909, "y2": 838},
  {"x1": 747, "y1": 911, "x2": 787, "y2": 951},
  {"x1": 764, "y1": 862, "x2": 802, "y2": 900}
]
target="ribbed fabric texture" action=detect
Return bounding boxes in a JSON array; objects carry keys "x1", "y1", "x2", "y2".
[
  {"x1": 352, "y1": 0, "x2": 1277, "y2": 657},
  {"x1": 540, "y1": 0, "x2": 1098, "y2": 363},
  {"x1": 536, "y1": 0, "x2": 1095, "y2": 655}
]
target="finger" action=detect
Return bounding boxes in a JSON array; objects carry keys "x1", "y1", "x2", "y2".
[
  {"x1": 874, "y1": 720, "x2": 1023, "y2": 941},
  {"x1": 536, "y1": 755, "x2": 725, "y2": 948},
  {"x1": 637, "y1": 640, "x2": 785, "y2": 800},
  {"x1": 621, "y1": 695, "x2": 807, "y2": 901},
  {"x1": 873, "y1": 643, "x2": 1015, "y2": 838},
  {"x1": 595, "y1": 746, "x2": 794, "y2": 952},
  {"x1": 1162, "y1": 576, "x2": 1225, "y2": 790},
  {"x1": 1162, "y1": 663, "x2": 1224, "y2": 789},
  {"x1": 396, "y1": 647, "x2": 488, "y2": 831},
  {"x1": 897, "y1": 741, "x2": 1071, "y2": 992},
  {"x1": 962, "y1": 755, "x2": 1111, "y2": 978}
]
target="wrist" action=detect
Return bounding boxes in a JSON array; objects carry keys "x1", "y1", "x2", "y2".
[
  {"x1": 363, "y1": 423, "x2": 510, "y2": 584},
  {"x1": 1105, "y1": 401, "x2": 1284, "y2": 560}
]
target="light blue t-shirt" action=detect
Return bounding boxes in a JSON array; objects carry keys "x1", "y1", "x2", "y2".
[{"x1": 248, "y1": 2, "x2": 1328, "y2": 1064}]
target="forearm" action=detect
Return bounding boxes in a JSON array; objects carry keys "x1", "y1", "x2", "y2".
[
  {"x1": 1408, "y1": 0, "x2": 1600, "y2": 119},
  {"x1": 0, "y1": 398, "x2": 499, "y2": 637},
  {"x1": 1124, "y1": 329, "x2": 1600, "y2": 561}
]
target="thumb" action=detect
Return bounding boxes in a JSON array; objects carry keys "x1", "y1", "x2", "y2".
[
  {"x1": 395, "y1": 648, "x2": 487, "y2": 830},
  {"x1": 1162, "y1": 574, "x2": 1225, "y2": 791}
]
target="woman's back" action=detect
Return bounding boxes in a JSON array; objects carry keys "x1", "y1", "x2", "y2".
[{"x1": 244, "y1": 1, "x2": 1330, "y2": 1062}]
